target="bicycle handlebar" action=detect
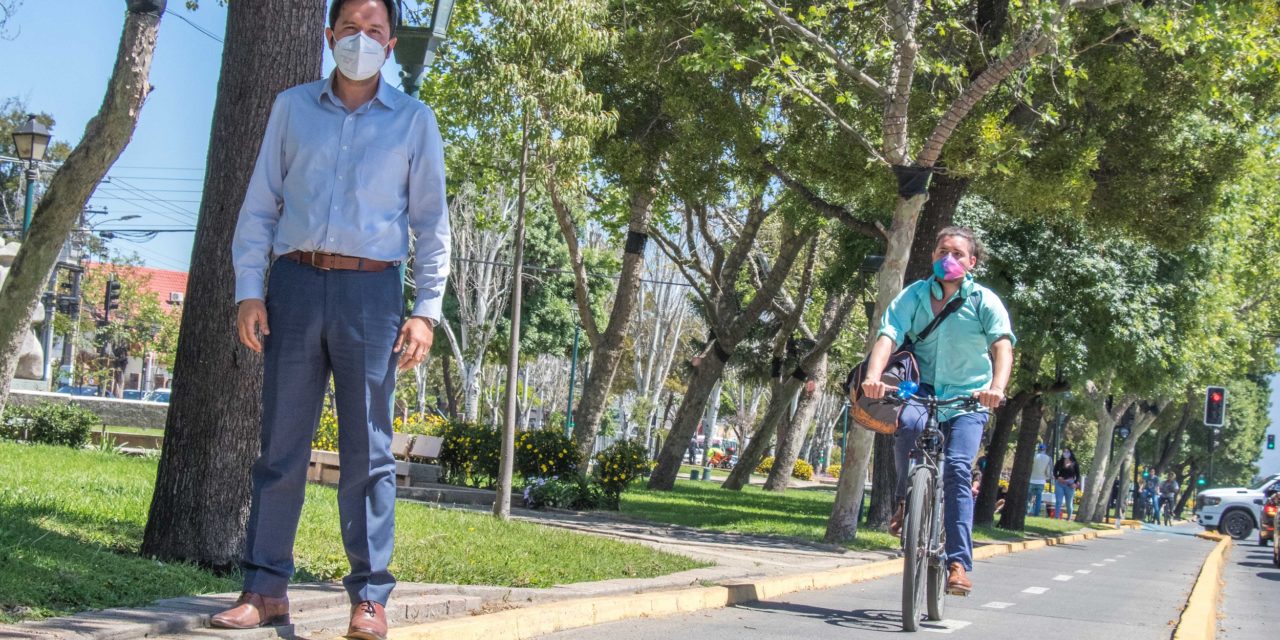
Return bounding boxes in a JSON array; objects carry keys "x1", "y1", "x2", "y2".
[{"x1": 875, "y1": 393, "x2": 998, "y2": 409}]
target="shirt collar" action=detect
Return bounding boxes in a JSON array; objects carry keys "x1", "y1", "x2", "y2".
[
  {"x1": 927, "y1": 272, "x2": 975, "y2": 301},
  {"x1": 319, "y1": 73, "x2": 398, "y2": 111}
]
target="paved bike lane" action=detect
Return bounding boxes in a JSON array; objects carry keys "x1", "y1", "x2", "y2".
[{"x1": 538, "y1": 525, "x2": 1209, "y2": 640}]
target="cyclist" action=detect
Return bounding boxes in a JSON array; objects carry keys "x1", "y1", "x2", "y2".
[
  {"x1": 861, "y1": 226, "x2": 1014, "y2": 596},
  {"x1": 1159, "y1": 475, "x2": 1179, "y2": 526}
]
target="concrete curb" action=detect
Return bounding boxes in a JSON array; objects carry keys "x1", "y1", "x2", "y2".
[
  {"x1": 385, "y1": 526, "x2": 1128, "y2": 640},
  {"x1": 1173, "y1": 532, "x2": 1231, "y2": 640}
]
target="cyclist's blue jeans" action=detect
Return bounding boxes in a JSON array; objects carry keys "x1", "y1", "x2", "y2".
[{"x1": 894, "y1": 393, "x2": 989, "y2": 572}]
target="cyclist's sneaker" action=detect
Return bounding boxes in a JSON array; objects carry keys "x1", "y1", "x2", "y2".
[{"x1": 946, "y1": 562, "x2": 972, "y2": 596}]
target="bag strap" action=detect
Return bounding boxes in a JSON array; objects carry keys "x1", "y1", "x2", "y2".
[{"x1": 905, "y1": 291, "x2": 977, "y2": 347}]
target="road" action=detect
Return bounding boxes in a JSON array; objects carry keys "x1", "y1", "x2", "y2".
[
  {"x1": 1219, "y1": 535, "x2": 1280, "y2": 639},
  {"x1": 540, "y1": 525, "x2": 1214, "y2": 640}
]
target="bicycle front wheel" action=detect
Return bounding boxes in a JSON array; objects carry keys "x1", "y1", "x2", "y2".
[{"x1": 901, "y1": 467, "x2": 933, "y2": 632}]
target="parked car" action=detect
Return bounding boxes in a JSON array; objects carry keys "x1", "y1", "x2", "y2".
[
  {"x1": 56, "y1": 385, "x2": 100, "y2": 397},
  {"x1": 1194, "y1": 473, "x2": 1280, "y2": 542},
  {"x1": 123, "y1": 390, "x2": 146, "y2": 401},
  {"x1": 144, "y1": 388, "x2": 171, "y2": 404}
]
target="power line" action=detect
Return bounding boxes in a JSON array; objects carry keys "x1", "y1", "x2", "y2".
[
  {"x1": 453, "y1": 256, "x2": 697, "y2": 289},
  {"x1": 106, "y1": 175, "x2": 204, "y2": 182},
  {"x1": 170, "y1": 11, "x2": 224, "y2": 44}
]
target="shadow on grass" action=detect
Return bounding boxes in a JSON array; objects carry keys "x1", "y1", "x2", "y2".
[{"x1": 0, "y1": 502, "x2": 236, "y2": 623}]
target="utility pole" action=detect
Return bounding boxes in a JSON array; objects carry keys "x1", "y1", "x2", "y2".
[{"x1": 565, "y1": 324, "x2": 579, "y2": 438}]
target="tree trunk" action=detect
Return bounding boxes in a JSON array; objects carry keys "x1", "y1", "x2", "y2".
[
  {"x1": 563, "y1": 182, "x2": 658, "y2": 466},
  {"x1": 764, "y1": 353, "x2": 827, "y2": 491},
  {"x1": 722, "y1": 379, "x2": 795, "y2": 490},
  {"x1": 865, "y1": 434, "x2": 898, "y2": 529},
  {"x1": 440, "y1": 346, "x2": 459, "y2": 420},
  {"x1": 826, "y1": 192, "x2": 926, "y2": 542},
  {"x1": 0, "y1": 3, "x2": 163, "y2": 415},
  {"x1": 974, "y1": 389, "x2": 1033, "y2": 526},
  {"x1": 648, "y1": 353, "x2": 728, "y2": 489},
  {"x1": 998, "y1": 392, "x2": 1045, "y2": 531},
  {"x1": 140, "y1": 0, "x2": 323, "y2": 566}
]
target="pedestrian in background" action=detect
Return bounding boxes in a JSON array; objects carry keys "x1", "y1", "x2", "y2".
[
  {"x1": 1028, "y1": 443, "x2": 1052, "y2": 517},
  {"x1": 1053, "y1": 448, "x2": 1080, "y2": 520}
]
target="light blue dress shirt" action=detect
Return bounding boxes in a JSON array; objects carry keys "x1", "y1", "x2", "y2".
[
  {"x1": 878, "y1": 274, "x2": 1016, "y2": 418},
  {"x1": 232, "y1": 74, "x2": 450, "y2": 322}
]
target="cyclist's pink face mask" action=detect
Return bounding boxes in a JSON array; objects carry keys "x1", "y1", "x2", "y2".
[{"x1": 932, "y1": 254, "x2": 967, "y2": 281}]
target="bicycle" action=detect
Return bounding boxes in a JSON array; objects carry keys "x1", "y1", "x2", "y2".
[{"x1": 878, "y1": 383, "x2": 986, "y2": 632}]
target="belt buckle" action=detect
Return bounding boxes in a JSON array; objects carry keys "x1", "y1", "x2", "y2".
[{"x1": 309, "y1": 250, "x2": 331, "y2": 271}]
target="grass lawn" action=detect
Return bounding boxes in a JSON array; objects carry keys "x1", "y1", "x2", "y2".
[
  {"x1": 0, "y1": 442, "x2": 705, "y2": 623},
  {"x1": 676, "y1": 463, "x2": 770, "y2": 482},
  {"x1": 622, "y1": 479, "x2": 1101, "y2": 553}
]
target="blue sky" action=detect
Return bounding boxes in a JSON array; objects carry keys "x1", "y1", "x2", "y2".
[{"x1": 0, "y1": 1, "x2": 409, "y2": 271}]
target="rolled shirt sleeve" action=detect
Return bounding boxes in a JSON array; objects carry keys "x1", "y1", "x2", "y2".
[
  {"x1": 877, "y1": 286, "x2": 916, "y2": 349},
  {"x1": 979, "y1": 290, "x2": 1017, "y2": 348},
  {"x1": 231, "y1": 95, "x2": 289, "y2": 303},
  {"x1": 407, "y1": 107, "x2": 450, "y2": 323}
]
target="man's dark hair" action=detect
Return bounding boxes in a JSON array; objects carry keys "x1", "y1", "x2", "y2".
[{"x1": 329, "y1": 0, "x2": 398, "y2": 34}]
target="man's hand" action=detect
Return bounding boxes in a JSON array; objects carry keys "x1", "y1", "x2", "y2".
[
  {"x1": 860, "y1": 376, "x2": 892, "y2": 400},
  {"x1": 394, "y1": 316, "x2": 435, "y2": 372},
  {"x1": 237, "y1": 299, "x2": 269, "y2": 353},
  {"x1": 974, "y1": 387, "x2": 1006, "y2": 410}
]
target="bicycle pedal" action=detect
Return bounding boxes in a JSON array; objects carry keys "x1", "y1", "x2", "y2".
[{"x1": 946, "y1": 587, "x2": 971, "y2": 597}]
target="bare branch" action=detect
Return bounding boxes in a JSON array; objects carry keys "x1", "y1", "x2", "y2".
[
  {"x1": 783, "y1": 71, "x2": 887, "y2": 165},
  {"x1": 650, "y1": 230, "x2": 717, "y2": 324},
  {"x1": 764, "y1": 158, "x2": 886, "y2": 242},
  {"x1": 546, "y1": 176, "x2": 602, "y2": 344},
  {"x1": 759, "y1": 0, "x2": 887, "y2": 99}
]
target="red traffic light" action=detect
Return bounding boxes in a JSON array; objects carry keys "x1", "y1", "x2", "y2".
[{"x1": 1210, "y1": 391, "x2": 1222, "y2": 402}]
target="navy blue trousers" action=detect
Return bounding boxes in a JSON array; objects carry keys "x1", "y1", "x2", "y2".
[
  {"x1": 241, "y1": 257, "x2": 402, "y2": 605},
  {"x1": 893, "y1": 385, "x2": 989, "y2": 571}
]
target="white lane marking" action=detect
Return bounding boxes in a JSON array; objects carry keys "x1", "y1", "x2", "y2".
[
  {"x1": 1091, "y1": 562, "x2": 1106, "y2": 567},
  {"x1": 1075, "y1": 569, "x2": 1092, "y2": 574},
  {"x1": 921, "y1": 619, "x2": 973, "y2": 633},
  {"x1": 1022, "y1": 586, "x2": 1050, "y2": 594},
  {"x1": 1103, "y1": 558, "x2": 1117, "y2": 563},
  {"x1": 983, "y1": 602, "x2": 1015, "y2": 609},
  {"x1": 1157, "y1": 538, "x2": 1169, "y2": 543},
  {"x1": 1116, "y1": 554, "x2": 1126, "y2": 558},
  {"x1": 1053, "y1": 574, "x2": 1074, "y2": 581}
]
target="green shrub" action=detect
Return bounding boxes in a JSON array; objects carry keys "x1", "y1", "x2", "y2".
[
  {"x1": 437, "y1": 421, "x2": 501, "y2": 488},
  {"x1": 792, "y1": 459, "x2": 814, "y2": 481},
  {"x1": 755, "y1": 456, "x2": 774, "y2": 474},
  {"x1": 515, "y1": 429, "x2": 577, "y2": 479},
  {"x1": 1, "y1": 402, "x2": 100, "y2": 448},
  {"x1": 522, "y1": 476, "x2": 606, "y2": 511},
  {"x1": 592, "y1": 439, "x2": 650, "y2": 509}
]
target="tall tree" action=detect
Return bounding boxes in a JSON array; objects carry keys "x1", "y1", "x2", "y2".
[
  {"x1": 141, "y1": 0, "x2": 324, "y2": 566},
  {"x1": 0, "y1": 0, "x2": 164, "y2": 415}
]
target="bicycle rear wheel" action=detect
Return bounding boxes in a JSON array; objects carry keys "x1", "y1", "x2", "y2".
[{"x1": 901, "y1": 467, "x2": 933, "y2": 632}]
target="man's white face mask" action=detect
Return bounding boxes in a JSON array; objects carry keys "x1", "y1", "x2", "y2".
[{"x1": 333, "y1": 31, "x2": 386, "y2": 82}]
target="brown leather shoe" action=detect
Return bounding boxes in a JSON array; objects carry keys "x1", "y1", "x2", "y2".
[
  {"x1": 347, "y1": 601, "x2": 388, "y2": 640},
  {"x1": 889, "y1": 499, "x2": 906, "y2": 538},
  {"x1": 946, "y1": 562, "x2": 972, "y2": 596},
  {"x1": 209, "y1": 592, "x2": 290, "y2": 629}
]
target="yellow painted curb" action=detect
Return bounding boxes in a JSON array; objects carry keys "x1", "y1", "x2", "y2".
[
  {"x1": 1173, "y1": 532, "x2": 1231, "y2": 640},
  {"x1": 386, "y1": 525, "x2": 1130, "y2": 640}
]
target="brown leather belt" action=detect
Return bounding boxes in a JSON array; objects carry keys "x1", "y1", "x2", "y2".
[{"x1": 281, "y1": 250, "x2": 399, "y2": 272}]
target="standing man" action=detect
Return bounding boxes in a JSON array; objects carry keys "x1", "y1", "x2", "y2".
[
  {"x1": 1028, "y1": 443, "x2": 1052, "y2": 517},
  {"x1": 210, "y1": 1, "x2": 449, "y2": 638}
]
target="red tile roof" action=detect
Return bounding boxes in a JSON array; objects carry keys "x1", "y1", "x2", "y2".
[{"x1": 84, "y1": 262, "x2": 188, "y2": 308}]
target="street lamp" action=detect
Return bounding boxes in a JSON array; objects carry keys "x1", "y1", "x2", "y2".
[
  {"x1": 11, "y1": 114, "x2": 52, "y2": 240},
  {"x1": 392, "y1": 0, "x2": 455, "y2": 96}
]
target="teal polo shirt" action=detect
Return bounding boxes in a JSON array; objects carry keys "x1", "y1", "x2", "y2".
[{"x1": 877, "y1": 274, "x2": 1016, "y2": 418}]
